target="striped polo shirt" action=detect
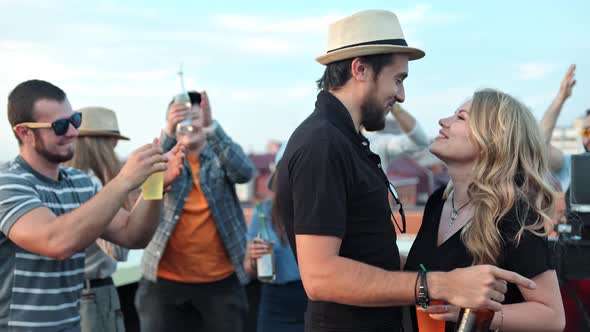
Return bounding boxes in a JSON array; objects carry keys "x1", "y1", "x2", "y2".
[{"x1": 0, "y1": 156, "x2": 98, "y2": 331}]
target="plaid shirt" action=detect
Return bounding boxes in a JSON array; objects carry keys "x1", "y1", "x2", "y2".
[{"x1": 140, "y1": 122, "x2": 254, "y2": 284}]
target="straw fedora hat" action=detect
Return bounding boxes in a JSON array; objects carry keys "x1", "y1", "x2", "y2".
[
  {"x1": 76, "y1": 106, "x2": 129, "y2": 140},
  {"x1": 316, "y1": 10, "x2": 425, "y2": 65}
]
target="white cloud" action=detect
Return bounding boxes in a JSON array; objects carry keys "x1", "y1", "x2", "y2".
[
  {"x1": 236, "y1": 37, "x2": 295, "y2": 54},
  {"x1": 213, "y1": 4, "x2": 460, "y2": 35},
  {"x1": 286, "y1": 85, "x2": 316, "y2": 99},
  {"x1": 211, "y1": 4, "x2": 459, "y2": 56},
  {"x1": 93, "y1": 1, "x2": 159, "y2": 19},
  {"x1": 0, "y1": 41, "x2": 84, "y2": 81},
  {"x1": 213, "y1": 14, "x2": 341, "y2": 34},
  {"x1": 518, "y1": 62, "x2": 558, "y2": 80},
  {"x1": 520, "y1": 91, "x2": 555, "y2": 114},
  {"x1": 396, "y1": 3, "x2": 462, "y2": 26},
  {"x1": 227, "y1": 84, "x2": 316, "y2": 103}
]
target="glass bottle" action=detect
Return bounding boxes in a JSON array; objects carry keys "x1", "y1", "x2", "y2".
[
  {"x1": 256, "y1": 203, "x2": 276, "y2": 282},
  {"x1": 454, "y1": 308, "x2": 494, "y2": 332},
  {"x1": 174, "y1": 64, "x2": 193, "y2": 134}
]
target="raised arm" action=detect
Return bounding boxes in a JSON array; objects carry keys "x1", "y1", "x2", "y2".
[
  {"x1": 540, "y1": 64, "x2": 576, "y2": 144},
  {"x1": 6, "y1": 142, "x2": 179, "y2": 259},
  {"x1": 101, "y1": 142, "x2": 184, "y2": 249},
  {"x1": 200, "y1": 91, "x2": 254, "y2": 184},
  {"x1": 540, "y1": 65, "x2": 576, "y2": 173}
]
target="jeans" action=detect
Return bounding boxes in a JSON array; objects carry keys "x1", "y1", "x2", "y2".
[
  {"x1": 80, "y1": 283, "x2": 125, "y2": 332},
  {"x1": 135, "y1": 274, "x2": 248, "y2": 332},
  {"x1": 257, "y1": 280, "x2": 306, "y2": 332}
]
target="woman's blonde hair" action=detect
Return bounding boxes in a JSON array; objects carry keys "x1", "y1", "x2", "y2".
[
  {"x1": 65, "y1": 136, "x2": 130, "y2": 209},
  {"x1": 447, "y1": 89, "x2": 555, "y2": 265}
]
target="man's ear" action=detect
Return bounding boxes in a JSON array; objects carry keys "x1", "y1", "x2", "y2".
[
  {"x1": 14, "y1": 126, "x2": 34, "y2": 145},
  {"x1": 350, "y1": 58, "x2": 372, "y2": 82}
]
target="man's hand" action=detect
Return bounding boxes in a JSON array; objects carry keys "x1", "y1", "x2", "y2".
[
  {"x1": 115, "y1": 139, "x2": 168, "y2": 192},
  {"x1": 557, "y1": 64, "x2": 576, "y2": 101},
  {"x1": 433, "y1": 265, "x2": 535, "y2": 311},
  {"x1": 163, "y1": 142, "x2": 185, "y2": 186},
  {"x1": 165, "y1": 102, "x2": 190, "y2": 136},
  {"x1": 200, "y1": 91, "x2": 213, "y2": 128}
]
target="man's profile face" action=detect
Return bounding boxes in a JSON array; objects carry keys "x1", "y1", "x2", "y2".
[{"x1": 360, "y1": 54, "x2": 409, "y2": 131}]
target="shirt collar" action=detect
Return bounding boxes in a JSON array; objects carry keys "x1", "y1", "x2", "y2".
[
  {"x1": 15, "y1": 155, "x2": 66, "y2": 184},
  {"x1": 314, "y1": 90, "x2": 371, "y2": 146}
]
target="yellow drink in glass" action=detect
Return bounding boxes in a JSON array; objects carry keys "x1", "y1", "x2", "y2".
[{"x1": 142, "y1": 164, "x2": 165, "y2": 200}]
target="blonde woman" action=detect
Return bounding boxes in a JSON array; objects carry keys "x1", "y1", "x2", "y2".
[
  {"x1": 64, "y1": 106, "x2": 132, "y2": 332},
  {"x1": 405, "y1": 89, "x2": 565, "y2": 331}
]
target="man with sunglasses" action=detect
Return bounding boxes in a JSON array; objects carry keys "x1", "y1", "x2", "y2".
[
  {"x1": 0, "y1": 79, "x2": 184, "y2": 331},
  {"x1": 274, "y1": 10, "x2": 538, "y2": 332},
  {"x1": 540, "y1": 64, "x2": 590, "y2": 332}
]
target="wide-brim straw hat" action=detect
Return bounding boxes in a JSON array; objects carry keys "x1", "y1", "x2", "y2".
[
  {"x1": 76, "y1": 106, "x2": 129, "y2": 140},
  {"x1": 316, "y1": 10, "x2": 425, "y2": 65}
]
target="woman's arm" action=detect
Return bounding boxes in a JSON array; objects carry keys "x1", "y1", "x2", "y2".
[
  {"x1": 429, "y1": 270, "x2": 564, "y2": 331},
  {"x1": 491, "y1": 270, "x2": 565, "y2": 331}
]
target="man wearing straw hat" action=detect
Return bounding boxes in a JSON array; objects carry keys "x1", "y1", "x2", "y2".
[
  {"x1": 64, "y1": 106, "x2": 133, "y2": 332},
  {"x1": 0, "y1": 80, "x2": 184, "y2": 331},
  {"x1": 274, "y1": 10, "x2": 538, "y2": 331}
]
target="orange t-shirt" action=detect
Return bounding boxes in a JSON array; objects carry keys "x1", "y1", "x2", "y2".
[{"x1": 157, "y1": 154, "x2": 234, "y2": 283}]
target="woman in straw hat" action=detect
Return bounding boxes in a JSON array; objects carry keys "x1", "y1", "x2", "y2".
[
  {"x1": 64, "y1": 106, "x2": 133, "y2": 332},
  {"x1": 405, "y1": 89, "x2": 565, "y2": 331}
]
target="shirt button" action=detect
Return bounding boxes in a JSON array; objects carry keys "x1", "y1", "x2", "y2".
[
  {"x1": 378, "y1": 163, "x2": 382, "y2": 169},
  {"x1": 174, "y1": 215, "x2": 179, "y2": 220},
  {"x1": 362, "y1": 142, "x2": 368, "y2": 146}
]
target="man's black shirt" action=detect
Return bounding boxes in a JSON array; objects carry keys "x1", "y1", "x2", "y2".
[{"x1": 275, "y1": 90, "x2": 402, "y2": 330}]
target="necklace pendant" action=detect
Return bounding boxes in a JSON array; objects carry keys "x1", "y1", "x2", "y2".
[{"x1": 450, "y1": 209, "x2": 458, "y2": 221}]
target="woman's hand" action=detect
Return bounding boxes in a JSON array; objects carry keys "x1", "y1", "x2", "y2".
[
  {"x1": 427, "y1": 304, "x2": 460, "y2": 322},
  {"x1": 247, "y1": 238, "x2": 272, "y2": 260},
  {"x1": 243, "y1": 238, "x2": 272, "y2": 276}
]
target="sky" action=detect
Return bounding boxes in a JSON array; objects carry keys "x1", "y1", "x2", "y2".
[{"x1": 0, "y1": 0, "x2": 589, "y2": 159}]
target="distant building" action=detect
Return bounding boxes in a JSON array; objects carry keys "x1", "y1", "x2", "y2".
[
  {"x1": 550, "y1": 117, "x2": 585, "y2": 155},
  {"x1": 236, "y1": 153, "x2": 275, "y2": 203}
]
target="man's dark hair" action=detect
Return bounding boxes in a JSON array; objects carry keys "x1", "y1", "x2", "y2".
[
  {"x1": 585, "y1": 109, "x2": 590, "y2": 117},
  {"x1": 8, "y1": 80, "x2": 66, "y2": 144},
  {"x1": 168, "y1": 91, "x2": 202, "y2": 108},
  {"x1": 316, "y1": 53, "x2": 396, "y2": 91}
]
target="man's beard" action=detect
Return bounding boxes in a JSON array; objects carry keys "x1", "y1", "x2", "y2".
[
  {"x1": 34, "y1": 132, "x2": 73, "y2": 163},
  {"x1": 360, "y1": 92, "x2": 387, "y2": 132}
]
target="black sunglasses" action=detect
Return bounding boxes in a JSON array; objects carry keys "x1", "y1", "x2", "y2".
[
  {"x1": 14, "y1": 112, "x2": 83, "y2": 136},
  {"x1": 388, "y1": 181, "x2": 406, "y2": 234}
]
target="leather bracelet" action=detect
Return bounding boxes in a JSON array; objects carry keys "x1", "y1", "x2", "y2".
[
  {"x1": 423, "y1": 270, "x2": 429, "y2": 301},
  {"x1": 416, "y1": 270, "x2": 429, "y2": 309},
  {"x1": 414, "y1": 272, "x2": 420, "y2": 305}
]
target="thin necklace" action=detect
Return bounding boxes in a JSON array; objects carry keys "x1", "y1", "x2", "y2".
[{"x1": 450, "y1": 191, "x2": 471, "y2": 226}]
